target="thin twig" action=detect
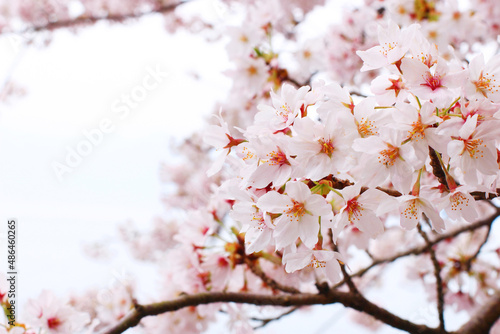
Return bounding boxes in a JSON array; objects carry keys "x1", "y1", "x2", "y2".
[
  {"x1": 332, "y1": 242, "x2": 359, "y2": 295},
  {"x1": 346, "y1": 209, "x2": 499, "y2": 281},
  {"x1": 453, "y1": 291, "x2": 500, "y2": 334},
  {"x1": 252, "y1": 306, "x2": 300, "y2": 329},
  {"x1": 4, "y1": 1, "x2": 190, "y2": 35},
  {"x1": 244, "y1": 257, "x2": 300, "y2": 294},
  {"x1": 100, "y1": 289, "x2": 440, "y2": 334},
  {"x1": 464, "y1": 224, "x2": 492, "y2": 271},
  {"x1": 417, "y1": 222, "x2": 446, "y2": 333}
]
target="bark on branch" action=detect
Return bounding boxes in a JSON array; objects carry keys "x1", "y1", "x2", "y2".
[
  {"x1": 100, "y1": 289, "x2": 441, "y2": 334},
  {"x1": 348, "y1": 209, "x2": 499, "y2": 281},
  {"x1": 100, "y1": 207, "x2": 500, "y2": 334}
]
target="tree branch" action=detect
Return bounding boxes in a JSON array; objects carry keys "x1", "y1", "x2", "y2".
[
  {"x1": 454, "y1": 291, "x2": 500, "y2": 334},
  {"x1": 100, "y1": 210, "x2": 500, "y2": 334},
  {"x1": 348, "y1": 209, "x2": 500, "y2": 281},
  {"x1": 244, "y1": 257, "x2": 300, "y2": 294},
  {"x1": 252, "y1": 306, "x2": 300, "y2": 329},
  {"x1": 5, "y1": 1, "x2": 190, "y2": 35},
  {"x1": 100, "y1": 289, "x2": 441, "y2": 334},
  {"x1": 464, "y1": 223, "x2": 492, "y2": 271}
]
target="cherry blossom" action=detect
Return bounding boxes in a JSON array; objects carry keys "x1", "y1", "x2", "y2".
[
  {"x1": 439, "y1": 186, "x2": 479, "y2": 223},
  {"x1": 283, "y1": 249, "x2": 343, "y2": 284},
  {"x1": 204, "y1": 111, "x2": 245, "y2": 176},
  {"x1": 252, "y1": 83, "x2": 310, "y2": 132},
  {"x1": 353, "y1": 127, "x2": 415, "y2": 193},
  {"x1": 356, "y1": 21, "x2": 418, "y2": 72},
  {"x1": 25, "y1": 291, "x2": 89, "y2": 334},
  {"x1": 257, "y1": 181, "x2": 332, "y2": 249},
  {"x1": 3, "y1": 1, "x2": 500, "y2": 333},
  {"x1": 334, "y1": 184, "x2": 394, "y2": 239},
  {"x1": 447, "y1": 114, "x2": 500, "y2": 184},
  {"x1": 246, "y1": 134, "x2": 295, "y2": 188},
  {"x1": 289, "y1": 114, "x2": 351, "y2": 180},
  {"x1": 398, "y1": 194, "x2": 445, "y2": 232}
]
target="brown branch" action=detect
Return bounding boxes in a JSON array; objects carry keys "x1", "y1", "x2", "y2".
[
  {"x1": 100, "y1": 289, "x2": 441, "y2": 334},
  {"x1": 428, "y1": 147, "x2": 449, "y2": 191},
  {"x1": 326, "y1": 175, "x2": 402, "y2": 197},
  {"x1": 453, "y1": 291, "x2": 500, "y2": 334},
  {"x1": 349, "y1": 89, "x2": 368, "y2": 98},
  {"x1": 348, "y1": 209, "x2": 500, "y2": 280},
  {"x1": 5, "y1": 1, "x2": 189, "y2": 35},
  {"x1": 470, "y1": 190, "x2": 500, "y2": 200},
  {"x1": 99, "y1": 210, "x2": 500, "y2": 334},
  {"x1": 417, "y1": 222, "x2": 446, "y2": 333},
  {"x1": 332, "y1": 242, "x2": 360, "y2": 294},
  {"x1": 464, "y1": 224, "x2": 492, "y2": 271},
  {"x1": 252, "y1": 306, "x2": 300, "y2": 329}
]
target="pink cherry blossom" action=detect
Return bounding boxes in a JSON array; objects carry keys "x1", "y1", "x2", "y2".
[
  {"x1": 335, "y1": 184, "x2": 395, "y2": 239},
  {"x1": 439, "y1": 186, "x2": 479, "y2": 223},
  {"x1": 352, "y1": 128, "x2": 415, "y2": 193},
  {"x1": 204, "y1": 112, "x2": 246, "y2": 176},
  {"x1": 357, "y1": 21, "x2": 418, "y2": 72},
  {"x1": 257, "y1": 181, "x2": 332, "y2": 249},
  {"x1": 246, "y1": 135, "x2": 295, "y2": 188},
  {"x1": 391, "y1": 101, "x2": 443, "y2": 167},
  {"x1": 398, "y1": 194, "x2": 445, "y2": 232},
  {"x1": 400, "y1": 56, "x2": 465, "y2": 107},
  {"x1": 465, "y1": 53, "x2": 500, "y2": 102},
  {"x1": 25, "y1": 290, "x2": 90, "y2": 334},
  {"x1": 252, "y1": 83, "x2": 309, "y2": 131},
  {"x1": 447, "y1": 114, "x2": 500, "y2": 185},
  {"x1": 283, "y1": 249, "x2": 343, "y2": 284},
  {"x1": 289, "y1": 114, "x2": 351, "y2": 180}
]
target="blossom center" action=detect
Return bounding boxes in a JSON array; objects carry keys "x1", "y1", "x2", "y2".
[
  {"x1": 247, "y1": 65, "x2": 258, "y2": 76},
  {"x1": 308, "y1": 255, "x2": 326, "y2": 269},
  {"x1": 346, "y1": 198, "x2": 363, "y2": 222},
  {"x1": 381, "y1": 42, "x2": 397, "y2": 57},
  {"x1": 251, "y1": 213, "x2": 267, "y2": 231},
  {"x1": 402, "y1": 199, "x2": 419, "y2": 220},
  {"x1": 357, "y1": 117, "x2": 376, "y2": 137},
  {"x1": 47, "y1": 317, "x2": 62, "y2": 329},
  {"x1": 450, "y1": 192, "x2": 469, "y2": 211},
  {"x1": 266, "y1": 147, "x2": 290, "y2": 166},
  {"x1": 286, "y1": 200, "x2": 306, "y2": 222},
  {"x1": 318, "y1": 138, "x2": 335, "y2": 157},
  {"x1": 473, "y1": 71, "x2": 499, "y2": 97},
  {"x1": 421, "y1": 71, "x2": 442, "y2": 91},
  {"x1": 378, "y1": 143, "x2": 400, "y2": 166},
  {"x1": 241, "y1": 146, "x2": 255, "y2": 161},
  {"x1": 409, "y1": 119, "x2": 426, "y2": 141},
  {"x1": 386, "y1": 77, "x2": 405, "y2": 96},
  {"x1": 463, "y1": 138, "x2": 485, "y2": 159},
  {"x1": 277, "y1": 103, "x2": 292, "y2": 122}
]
